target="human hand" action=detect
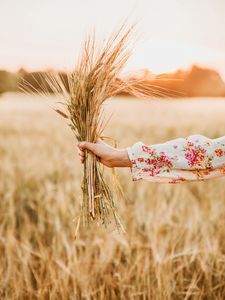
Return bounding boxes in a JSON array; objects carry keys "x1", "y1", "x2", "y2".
[{"x1": 77, "y1": 139, "x2": 131, "y2": 168}]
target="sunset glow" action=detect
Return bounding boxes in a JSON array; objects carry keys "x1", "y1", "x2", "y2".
[{"x1": 0, "y1": 0, "x2": 225, "y2": 77}]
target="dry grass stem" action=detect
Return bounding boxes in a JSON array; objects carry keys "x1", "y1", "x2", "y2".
[{"x1": 20, "y1": 24, "x2": 177, "y2": 231}]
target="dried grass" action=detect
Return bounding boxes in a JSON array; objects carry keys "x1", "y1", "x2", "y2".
[
  {"x1": 37, "y1": 25, "x2": 172, "y2": 230},
  {"x1": 52, "y1": 24, "x2": 136, "y2": 230},
  {"x1": 20, "y1": 24, "x2": 175, "y2": 230},
  {"x1": 1, "y1": 95, "x2": 225, "y2": 299}
]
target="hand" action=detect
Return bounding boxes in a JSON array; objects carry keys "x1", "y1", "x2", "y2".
[{"x1": 77, "y1": 139, "x2": 132, "y2": 168}]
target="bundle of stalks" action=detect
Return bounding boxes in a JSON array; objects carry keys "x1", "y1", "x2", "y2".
[
  {"x1": 21, "y1": 24, "x2": 172, "y2": 231},
  {"x1": 115, "y1": 77, "x2": 183, "y2": 98},
  {"x1": 48, "y1": 27, "x2": 134, "y2": 231}
]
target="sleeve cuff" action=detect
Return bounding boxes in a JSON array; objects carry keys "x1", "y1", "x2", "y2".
[{"x1": 126, "y1": 142, "x2": 144, "y2": 181}]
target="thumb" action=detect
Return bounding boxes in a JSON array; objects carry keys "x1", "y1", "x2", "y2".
[{"x1": 77, "y1": 141, "x2": 98, "y2": 155}]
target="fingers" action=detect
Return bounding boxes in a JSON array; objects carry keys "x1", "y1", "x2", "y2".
[
  {"x1": 77, "y1": 141, "x2": 98, "y2": 164},
  {"x1": 77, "y1": 141, "x2": 98, "y2": 155},
  {"x1": 78, "y1": 148, "x2": 85, "y2": 163},
  {"x1": 76, "y1": 140, "x2": 116, "y2": 167}
]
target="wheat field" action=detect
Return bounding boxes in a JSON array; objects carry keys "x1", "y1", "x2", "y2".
[{"x1": 0, "y1": 93, "x2": 225, "y2": 299}]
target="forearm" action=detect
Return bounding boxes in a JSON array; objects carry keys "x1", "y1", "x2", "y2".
[{"x1": 113, "y1": 149, "x2": 132, "y2": 167}]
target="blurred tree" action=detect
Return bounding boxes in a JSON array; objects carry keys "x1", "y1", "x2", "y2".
[
  {"x1": 20, "y1": 71, "x2": 69, "y2": 94},
  {"x1": 0, "y1": 70, "x2": 18, "y2": 94}
]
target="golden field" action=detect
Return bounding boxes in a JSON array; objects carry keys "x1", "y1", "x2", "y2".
[{"x1": 0, "y1": 93, "x2": 225, "y2": 299}]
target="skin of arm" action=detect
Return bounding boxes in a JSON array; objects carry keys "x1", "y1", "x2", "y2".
[
  {"x1": 77, "y1": 136, "x2": 225, "y2": 182},
  {"x1": 77, "y1": 140, "x2": 132, "y2": 168}
]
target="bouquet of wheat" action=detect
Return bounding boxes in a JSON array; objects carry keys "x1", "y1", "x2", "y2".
[{"x1": 22, "y1": 24, "x2": 167, "y2": 231}]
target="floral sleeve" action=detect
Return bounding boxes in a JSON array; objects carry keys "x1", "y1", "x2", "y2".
[{"x1": 126, "y1": 135, "x2": 225, "y2": 183}]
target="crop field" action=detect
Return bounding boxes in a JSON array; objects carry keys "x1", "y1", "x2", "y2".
[{"x1": 0, "y1": 93, "x2": 225, "y2": 299}]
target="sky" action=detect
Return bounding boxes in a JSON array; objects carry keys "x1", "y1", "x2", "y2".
[{"x1": 0, "y1": 0, "x2": 225, "y2": 77}]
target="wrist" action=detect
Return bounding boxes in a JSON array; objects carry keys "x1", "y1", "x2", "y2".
[{"x1": 115, "y1": 149, "x2": 132, "y2": 167}]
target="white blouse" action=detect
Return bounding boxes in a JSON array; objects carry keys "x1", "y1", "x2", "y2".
[{"x1": 127, "y1": 135, "x2": 225, "y2": 183}]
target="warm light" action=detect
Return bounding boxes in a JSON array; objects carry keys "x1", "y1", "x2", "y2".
[{"x1": 0, "y1": 0, "x2": 224, "y2": 77}]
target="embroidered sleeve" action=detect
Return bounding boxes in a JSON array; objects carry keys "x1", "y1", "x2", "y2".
[{"x1": 126, "y1": 134, "x2": 225, "y2": 183}]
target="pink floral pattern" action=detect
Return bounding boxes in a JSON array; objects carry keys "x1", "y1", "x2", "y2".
[
  {"x1": 141, "y1": 146, "x2": 173, "y2": 176},
  {"x1": 183, "y1": 141, "x2": 213, "y2": 169},
  {"x1": 127, "y1": 135, "x2": 225, "y2": 183}
]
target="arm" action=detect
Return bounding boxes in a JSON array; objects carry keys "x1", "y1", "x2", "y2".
[
  {"x1": 126, "y1": 134, "x2": 225, "y2": 183},
  {"x1": 77, "y1": 139, "x2": 131, "y2": 168},
  {"x1": 77, "y1": 135, "x2": 225, "y2": 183}
]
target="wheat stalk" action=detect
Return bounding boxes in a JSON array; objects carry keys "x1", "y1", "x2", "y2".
[
  {"x1": 20, "y1": 24, "x2": 174, "y2": 231},
  {"x1": 43, "y1": 25, "x2": 138, "y2": 230}
]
